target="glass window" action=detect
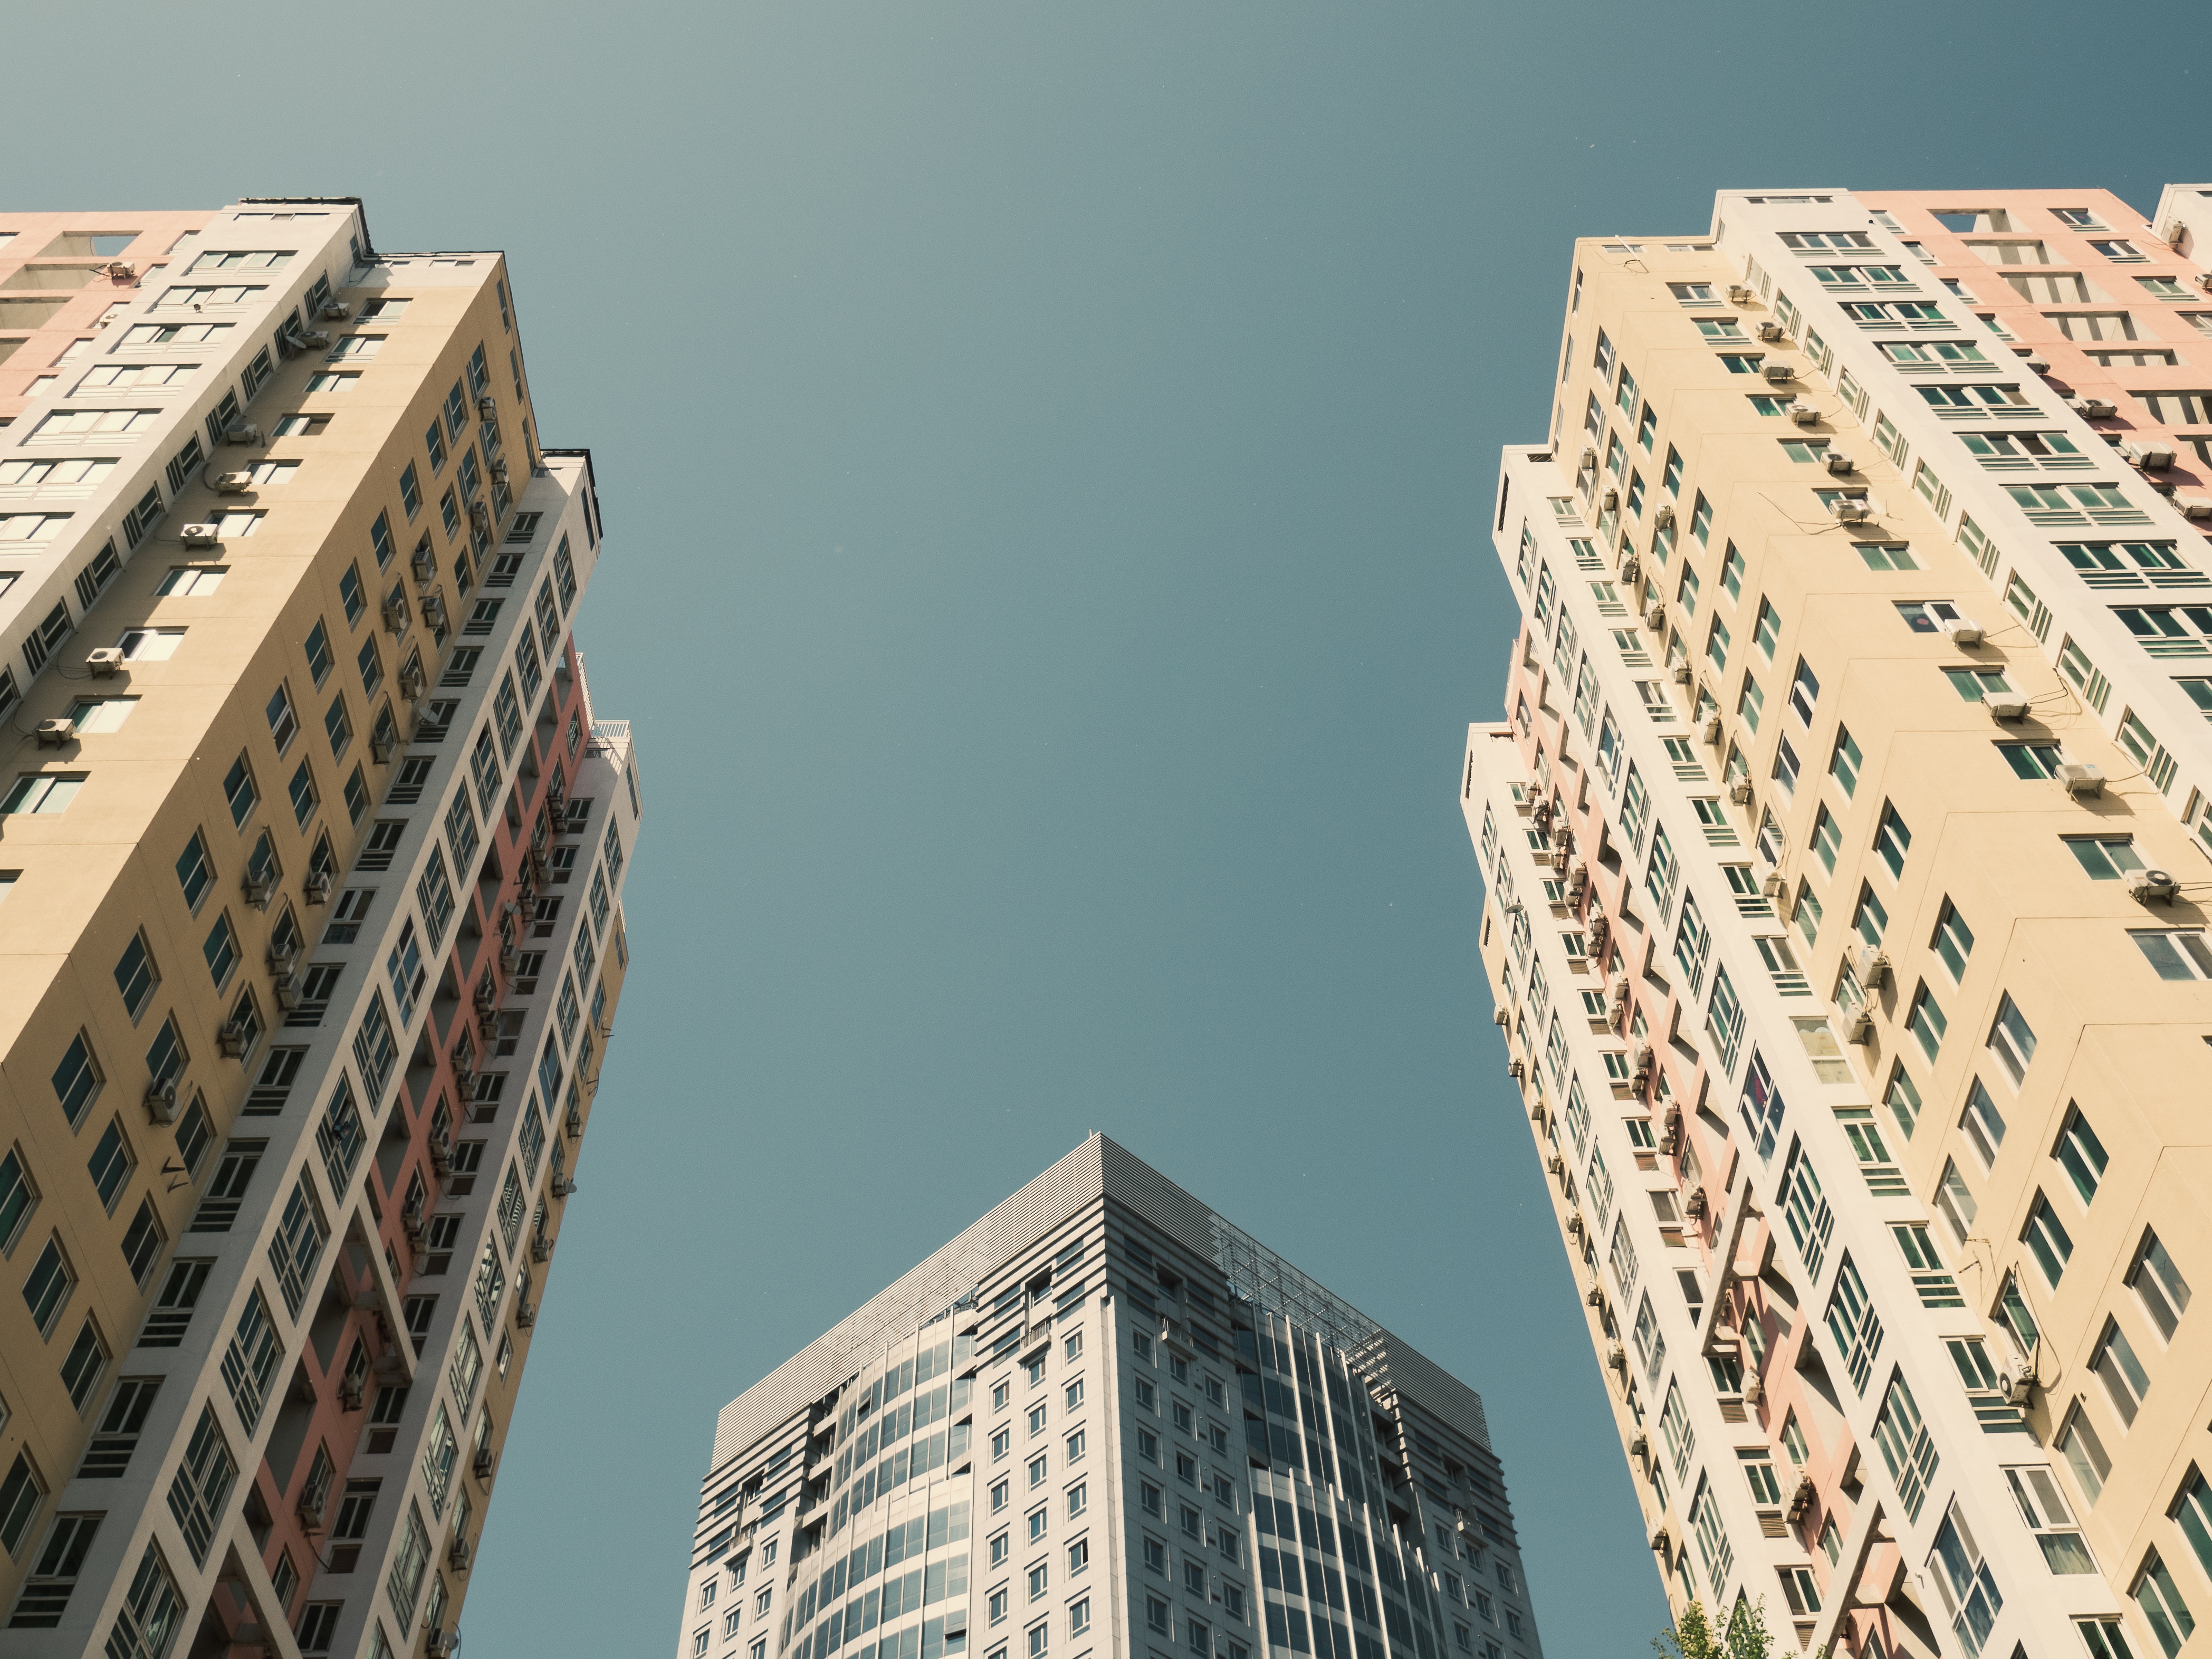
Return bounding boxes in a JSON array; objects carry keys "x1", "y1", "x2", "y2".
[
  {"x1": 2065, "y1": 837, "x2": 2144, "y2": 880},
  {"x1": 1988, "y1": 993, "x2": 2037, "y2": 1087},
  {"x1": 2024, "y1": 1193, "x2": 2075, "y2": 1287},
  {"x1": 2128, "y1": 1231, "x2": 2192, "y2": 1341}
]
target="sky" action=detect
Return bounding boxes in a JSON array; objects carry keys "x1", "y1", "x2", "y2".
[{"x1": 15, "y1": 4, "x2": 2212, "y2": 1654}]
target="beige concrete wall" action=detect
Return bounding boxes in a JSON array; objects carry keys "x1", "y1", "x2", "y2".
[
  {"x1": 0, "y1": 203, "x2": 639, "y2": 1659},
  {"x1": 1465, "y1": 196, "x2": 2212, "y2": 1658}
]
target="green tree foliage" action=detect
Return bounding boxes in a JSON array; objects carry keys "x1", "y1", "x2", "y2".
[{"x1": 1653, "y1": 1597, "x2": 1820, "y2": 1659}]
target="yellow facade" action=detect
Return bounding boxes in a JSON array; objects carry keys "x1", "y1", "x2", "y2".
[
  {"x1": 0, "y1": 201, "x2": 639, "y2": 1659},
  {"x1": 1464, "y1": 192, "x2": 2212, "y2": 1657}
]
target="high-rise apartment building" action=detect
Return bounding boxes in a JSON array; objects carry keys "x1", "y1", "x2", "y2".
[
  {"x1": 672, "y1": 1137, "x2": 1541, "y2": 1659},
  {"x1": 1461, "y1": 184, "x2": 2212, "y2": 1658},
  {"x1": 0, "y1": 200, "x2": 641, "y2": 1659}
]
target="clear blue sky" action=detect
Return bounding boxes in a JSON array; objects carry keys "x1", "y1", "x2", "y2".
[{"x1": 17, "y1": 4, "x2": 2209, "y2": 1654}]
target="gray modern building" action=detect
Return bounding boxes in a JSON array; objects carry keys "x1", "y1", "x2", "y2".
[{"x1": 669, "y1": 1137, "x2": 1542, "y2": 1659}]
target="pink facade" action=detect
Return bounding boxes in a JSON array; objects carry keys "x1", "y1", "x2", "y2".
[{"x1": 0, "y1": 212, "x2": 213, "y2": 415}]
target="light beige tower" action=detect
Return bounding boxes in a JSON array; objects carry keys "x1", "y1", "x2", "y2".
[
  {"x1": 0, "y1": 199, "x2": 640, "y2": 1659},
  {"x1": 1463, "y1": 185, "x2": 2212, "y2": 1659}
]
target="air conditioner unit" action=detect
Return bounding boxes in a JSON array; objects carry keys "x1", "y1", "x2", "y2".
[
  {"x1": 1584, "y1": 1283, "x2": 1604, "y2": 1310},
  {"x1": 179, "y1": 523, "x2": 222, "y2": 543},
  {"x1": 297, "y1": 1499, "x2": 325, "y2": 1530},
  {"x1": 1546, "y1": 1153, "x2": 1566, "y2": 1176},
  {"x1": 1578, "y1": 445, "x2": 1598, "y2": 472},
  {"x1": 403, "y1": 1212, "x2": 426, "y2": 1245},
  {"x1": 1620, "y1": 553, "x2": 1642, "y2": 584},
  {"x1": 2024, "y1": 353, "x2": 2051, "y2": 375},
  {"x1": 1727, "y1": 779, "x2": 1753, "y2": 804},
  {"x1": 1984, "y1": 693, "x2": 2031, "y2": 722},
  {"x1": 2065, "y1": 396, "x2": 2116, "y2": 418},
  {"x1": 1643, "y1": 600, "x2": 1665, "y2": 630},
  {"x1": 1998, "y1": 1369, "x2": 2034, "y2": 1406},
  {"x1": 474, "y1": 1448, "x2": 496, "y2": 1479},
  {"x1": 224, "y1": 423, "x2": 261, "y2": 444},
  {"x1": 35, "y1": 718, "x2": 75, "y2": 747},
  {"x1": 1653, "y1": 503, "x2": 1675, "y2": 529},
  {"x1": 1755, "y1": 320, "x2": 1786, "y2": 342},
  {"x1": 85, "y1": 648, "x2": 125, "y2": 676},
  {"x1": 1741, "y1": 1371, "x2": 1763, "y2": 1405},
  {"x1": 469, "y1": 501, "x2": 492, "y2": 530},
  {"x1": 1603, "y1": 1337, "x2": 1623, "y2": 1367},
  {"x1": 319, "y1": 300, "x2": 351, "y2": 320},
  {"x1": 426, "y1": 1631, "x2": 458, "y2": 1658},
  {"x1": 1566, "y1": 858, "x2": 1588, "y2": 889},
  {"x1": 2199, "y1": 271, "x2": 2212, "y2": 292},
  {"x1": 1671, "y1": 663, "x2": 1692, "y2": 684},
  {"x1": 1854, "y1": 946, "x2": 1890, "y2": 989},
  {"x1": 2175, "y1": 496, "x2": 2211, "y2": 519},
  {"x1": 1727, "y1": 285, "x2": 1754, "y2": 305},
  {"x1": 300, "y1": 328, "x2": 331, "y2": 349},
  {"x1": 1845, "y1": 1008, "x2": 1875, "y2": 1044},
  {"x1": 303, "y1": 871, "x2": 332, "y2": 904},
  {"x1": 370, "y1": 735, "x2": 395, "y2": 764},
  {"x1": 274, "y1": 971, "x2": 300, "y2": 1010},
  {"x1": 1685, "y1": 1187, "x2": 1709, "y2": 1219},
  {"x1": 451, "y1": 1535, "x2": 474, "y2": 1572},
  {"x1": 515, "y1": 1302, "x2": 538, "y2": 1327},
  {"x1": 1760, "y1": 869, "x2": 1786, "y2": 899},
  {"x1": 473, "y1": 989, "x2": 497, "y2": 1018},
  {"x1": 490, "y1": 458, "x2": 510, "y2": 483},
  {"x1": 1507, "y1": 1060, "x2": 1525, "y2": 1080},
  {"x1": 145, "y1": 1079, "x2": 179, "y2": 1123},
  {"x1": 1829, "y1": 499, "x2": 1872, "y2": 524},
  {"x1": 411, "y1": 546, "x2": 436, "y2": 582},
  {"x1": 1787, "y1": 399, "x2": 1818, "y2": 425},
  {"x1": 422, "y1": 593, "x2": 448, "y2": 629},
  {"x1": 530, "y1": 1233, "x2": 551, "y2": 1262},
  {"x1": 398, "y1": 667, "x2": 426, "y2": 698},
  {"x1": 2055, "y1": 761, "x2": 2103, "y2": 797},
  {"x1": 1632, "y1": 1041, "x2": 1655, "y2": 1074},
  {"x1": 1701, "y1": 714, "x2": 1722, "y2": 744},
  {"x1": 2124, "y1": 442, "x2": 2177, "y2": 470},
  {"x1": 2164, "y1": 220, "x2": 2189, "y2": 249},
  {"x1": 1601, "y1": 488, "x2": 1619, "y2": 511},
  {"x1": 1824, "y1": 451, "x2": 1855, "y2": 475},
  {"x1": 478, "y1": 395, "x2": 499, "y2": 419},
  {"x1": 1761, "y1": 362, "x2": 1796, "y2": 385},
  {"x1": 242, "y1": 874, "x2": 273, "y2": 904},
  {"x1": 2126, "y1": 868, "x2": 2179, "y2": 903},
  {"x1": 499, "y1": 943, "x2": 521, "y2": 974},
  {"x1": 1942, "y1": 619, "x2": 1984, "y2": 646},
  {"x1": 340, "y1": 1379, "x2": 363, "y2": 1410},
  {"x1": 1588, "y1": 915, "x2": 1610, "y2": 952},
  {"x1": 381, "y1": 599, "x2": 408, "y2": 630},
  {"x1": 430, "y1": 1138, "x2": 455, "y2": 1174},
  {"x1": 551, "y1": 1176, "x2": 577, "y2": 1198},
  {"x1": 212, "y1": 469, "x2": 255, "y2": 493},
  {"x1": 1787, "y1": 1472, "x2": 1814, "y2": 1520}
]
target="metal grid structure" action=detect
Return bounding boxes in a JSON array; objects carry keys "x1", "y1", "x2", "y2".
[{"x1": 1208, "y1": 1213, "x2": 1383, "y2": 1359}]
